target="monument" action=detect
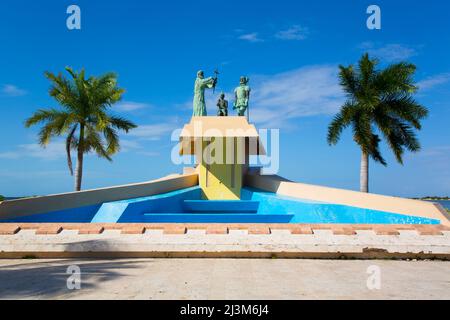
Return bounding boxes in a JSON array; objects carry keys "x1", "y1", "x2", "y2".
[
  {"x1": 192, "y1": 70, "x2": 218, "y2": 116},
  {"x1": 180, "y1": 117, "x2": 264, "y2": 200},
  {"x1": 234, "y1": 76, "x2": 251, "y2": 118}
]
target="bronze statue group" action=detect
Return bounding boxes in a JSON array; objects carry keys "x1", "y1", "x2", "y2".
[{"x1": 193, "y1": 70, "x2": 251, "y2": 118}]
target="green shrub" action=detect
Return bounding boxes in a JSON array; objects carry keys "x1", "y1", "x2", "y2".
[{"x1": 0, "y1": 195, "x2": 4, "y2": 201}]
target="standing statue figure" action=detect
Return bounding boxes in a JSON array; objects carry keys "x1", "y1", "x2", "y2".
[
  {"x1": 216, "y1": 92, "x2": 228, "y2": 116},
  {"x1": 234, "y1": 76, "x2": 251, "y2": 117},
  {"x1": 193, "y1": 70, "x2": 217, "y2": 116}
]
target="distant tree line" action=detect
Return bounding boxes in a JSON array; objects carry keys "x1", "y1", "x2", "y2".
[{"x1": 412, "y1": 196, "x2": 450, "y2": 201}]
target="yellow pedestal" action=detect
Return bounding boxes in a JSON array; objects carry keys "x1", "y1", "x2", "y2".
[{"x1": 199, "y1": 162, "x2": 242, "y2": 200}]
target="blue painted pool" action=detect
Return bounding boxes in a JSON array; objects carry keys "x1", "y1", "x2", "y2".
[{"x1": 0, "y1": 186, "x2": 441, "y2": 224}]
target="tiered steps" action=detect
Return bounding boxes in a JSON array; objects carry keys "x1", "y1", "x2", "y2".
[
  {"x1": 182, "y1": 200, "x2": 259, "y2": 213},
  {"x1": 142, "y1": 213, "x2": 293, "y2": 223},
  {"x1": 142, "y1": 200, "x2": 294, "y2": 223}
]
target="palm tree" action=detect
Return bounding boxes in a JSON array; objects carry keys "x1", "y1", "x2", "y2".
[
  {"x1": 25, "y1": 67, "x2": 137, "y2": 191},
  {"x1": 327, "y1": 53, "x2": 428, "y2": 193}
]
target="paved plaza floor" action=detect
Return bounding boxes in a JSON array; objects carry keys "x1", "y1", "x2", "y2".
[{"x1": 0, "y1": 258, "x2": 448, "y2": 300}]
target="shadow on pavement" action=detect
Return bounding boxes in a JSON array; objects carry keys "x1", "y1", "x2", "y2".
[{"x1": 0, "y1": 258, "x2": 151, "y2": 299}]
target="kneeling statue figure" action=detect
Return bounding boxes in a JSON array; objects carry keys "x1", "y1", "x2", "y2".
[{"x1": 217, "y1": 92, "x2": 228, "y2": 116}]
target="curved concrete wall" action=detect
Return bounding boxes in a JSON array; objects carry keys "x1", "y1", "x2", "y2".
[
  {"x1": 245, "y1": 173, "x2": 450, "y2": 226},
  {"x1": 0, "y1": 173, "x2": 198, "y2": 220}
]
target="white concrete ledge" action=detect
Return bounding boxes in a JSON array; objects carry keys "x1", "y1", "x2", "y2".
[{"x1": 1, "y1": 228, "x2": 449, "y2": 260}]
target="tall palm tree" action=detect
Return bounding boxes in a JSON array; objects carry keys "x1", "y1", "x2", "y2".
[
  {"x1": 25, "y1": 67, "x2": 137, "y2": 191},
  {"x1": 327, "y1": 53, "x2": 428, "y2": 193}
]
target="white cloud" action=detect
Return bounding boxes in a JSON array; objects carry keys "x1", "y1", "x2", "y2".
[
  {"x1": 0, "y1": 123, "x2": 179, "y2": 161},
  {"x1": 115, "y1": 101, "x2": 151, "y2": 112},
  {"x1": 416, "y1": 146, "x2": 450, "y2": 158},
  {"x1": 248, "y1": 65, "x2": 345, "y2": 127},
  {"x1": 119, "y1": 139, "x2": 143, "y2": 152},
  {"x1": 360, "y1": 43, "x2": 417, "y2": 62},
  {"x1": 20, "y1": 143, "x2": 66, "y2": 160},
  {"x1": 1, "y1": 84, "x2": 27, "y2": 97},
  {"x1": 137, "y1": 151, "x2": 160, "y2": 157},
  {"x1": 275, "y1": 25, "x2": 309, "y2": 41},
  {"x1": 0, "y1": 138, "x2": 165, "y2": 161},
  {"x1": 0, "y1": 151, "x2": 20, "y2": 159},
  {"x1": 238, "y1": 33, "x2": 264, "y2": 43},
  {"x1": 128, "y1": 123, "x2": 178, "y2": 140},
  {"x1": 0, "y1": 170, "x2": 68, "y2": 179},
  {"x1": 417, "y1": 73, "x2": 450, "y2": 91},
  {"x1": 173, "y1": 65, "x2": 345, "y2": 128},
  {"x1": 0, "y1": 142, "x2": 65, "y2": 160},
  {"x1": 408, "y1": 146, "x2": 450, "y2": 183}
]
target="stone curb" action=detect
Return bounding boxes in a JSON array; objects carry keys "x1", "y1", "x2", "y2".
[{"x1": 1, "y1": 223, "x2": 448, "y2": 236}]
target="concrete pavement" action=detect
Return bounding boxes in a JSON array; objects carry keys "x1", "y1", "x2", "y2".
[{"x1": 0, "y1": 259, "x2": 449, "y2": 300}]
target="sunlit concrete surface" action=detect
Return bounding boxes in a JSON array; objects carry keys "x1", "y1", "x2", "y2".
[{"x1": 0, "y1": 259, "x2": 449, "y2": 300}]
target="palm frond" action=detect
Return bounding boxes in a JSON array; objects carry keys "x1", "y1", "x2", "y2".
[
  {"x1": 84, "y1": 125, "x2": 112, "y2": 161},
  {"x1": 376, "y1": 62, "x2": 417, "y2": 95},
  {"x1": 351, "y1": 110, "x2": 376, "y2": 156},
  {"x1": 358, "y1": 53, "x2": 378, "y2": 89},
  {"x1": 380, "y1": 96, "x2": 428, "y2": 129},
  {"x1": 368, "y1": 134, "x2": 387, "y2": 166},
  {"x1": 374, "y1": 113, "x2": 421, "y2": 164},
  {"x1": 338, "y1": 65, "x2": 358, "y2": 97},
  {"x1": 37, "y1": 123, "x2": 56, "y2": 146},
  {"x1": 103, "y1": 126, "x2": 120, "y2": 155},
  {"x1": 45, "y1": 71, "x2": 81, "y2": 114},
  {"x1": 25, "y1": 109, "x2": 62, "y2": 127},
  {"x1": 327, "y1": 102, "x2": 357, "y2": 145},
  {"x1": 109, "y1": 116, "x2": 137, "y2": 132},
  {"x1": 27, "y1": 110, "x2": 74, "y2": 146}
]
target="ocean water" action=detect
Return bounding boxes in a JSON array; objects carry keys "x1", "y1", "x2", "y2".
[{"x1": 429, "y1": 200, "x2": 450, "y2": 210}]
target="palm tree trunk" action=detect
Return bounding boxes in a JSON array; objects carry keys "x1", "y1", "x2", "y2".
[
  {"x1": 74, "y1": 124, "x2": 84, "y2": 191},
  {"x1": 360, "y1": 150, "x2": 369, "y2": 193}
]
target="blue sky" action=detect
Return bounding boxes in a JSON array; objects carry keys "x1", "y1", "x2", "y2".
[{"x1": 0, "y1": 0, "x2": 449, "y2": 197}]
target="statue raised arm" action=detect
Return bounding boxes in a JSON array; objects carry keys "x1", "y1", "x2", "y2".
[{"x1": 193, "y1": 70, "x2": 217, "y2": 116}]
